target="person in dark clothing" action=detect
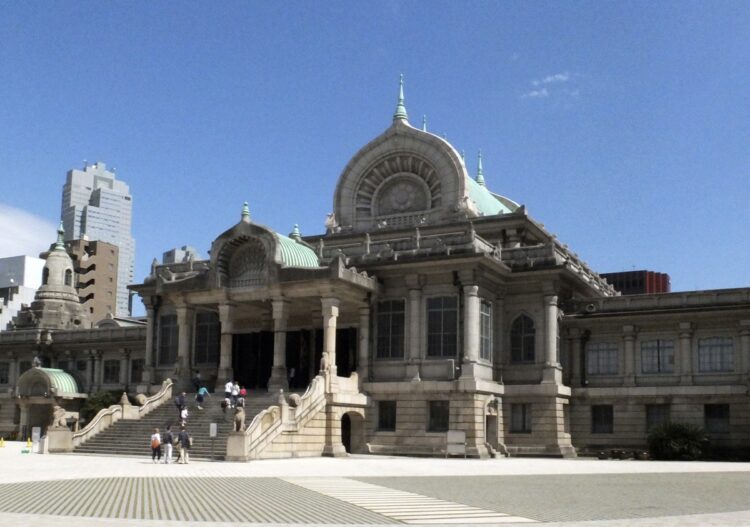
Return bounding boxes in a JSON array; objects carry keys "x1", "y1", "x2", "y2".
[
  {"x1": 163, "y1": 425, "x2": 174, "y2": 464},
  {"x1": 178, "y1": 427, "x2": 191, "y2": 464},
  {"x1": 192, "y1": 371, "x2": 201, "y2": 392},
  {"x1": 175, "y1": 392, "x2": 186, "y2": 420}
]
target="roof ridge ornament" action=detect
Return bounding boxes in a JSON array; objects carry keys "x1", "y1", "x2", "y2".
[
  {"x1": 241, "y1": 201, "x2": 251, "y2": 223},
  {"x1": 289, "y1": 224, "x2": 302, "y2": 241},
  {"x1": 393, "y1": 74, "x2": 408, "y2": 123},
  {"x1": 422, "y1": 115, "x2": 427, "y2": 132},
  {"x1": 476, "y1": 150, "x2": 486, "y2": 187}
]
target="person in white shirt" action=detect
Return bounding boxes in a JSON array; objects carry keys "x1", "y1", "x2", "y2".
[
  {"x1": 231, "y1": 381, "x2": 240, "y2": 408},
  {"x1": 224, "y1": 380, "x2": 233, "y2": 402}
]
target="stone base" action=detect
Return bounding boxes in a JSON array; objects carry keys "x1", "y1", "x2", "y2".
[
  {"x1": 322, "y1": 443, "x2": 347, "y2": 457},
  {"x1": 46, "y1": 427, "x2": 73, "y2": 453},
  {"x1": 541, "y1": 365, "x2": 562, "y2": 384}
]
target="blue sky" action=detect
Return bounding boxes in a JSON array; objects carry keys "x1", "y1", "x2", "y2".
[{"x1": 1, "y1": 1, "x2": 748, "y2": 305}]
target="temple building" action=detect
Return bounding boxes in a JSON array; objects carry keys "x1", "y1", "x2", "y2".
[{"x1": 0, "y1": 81, "x2": 748, "y2": 458}]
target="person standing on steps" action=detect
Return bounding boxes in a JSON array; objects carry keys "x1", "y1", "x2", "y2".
[
  {"x1": 178, "y1": 426, "x2": 191, "y2": 464},
  {"x1": 192, "y1": 370, "x2": 202, "y2": 392},
  {"x1": 150, "y1": 427, "x2": 162, "y2": 463},
  {"x1": 224, "y1": 379, "x2": 233, "y2": 402},
  {"x1": 175, "y1": 391, "x2": 187, "y2": 421},
  {"x1": 163, "y1": 425, "x2": 174, "y2": 464},
  {"x1": 231, "y1": 380, "x2": 240, "y2": 408}
]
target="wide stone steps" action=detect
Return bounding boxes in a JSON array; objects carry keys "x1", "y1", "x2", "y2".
[{"x1": 73, "y1": 392, "x2": 280, "y2": 460}]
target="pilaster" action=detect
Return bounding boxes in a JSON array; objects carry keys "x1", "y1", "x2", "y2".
[
  {"x1": 268, "y1": 299, "x2": 290, "y2": 391},
  {"x1": 460, "y1": 284, "x2": 481, "y2": 379},
  {"x1": 216, "y1": 303, "x2": 235, "y2": 391},
  {"x1": 622, "y1": 325, "x2": 637, "y2": 386},
  {"x1": 678, "y1": 322, "x2": 693, "y2": 384},
  {"x1": 541, "y1": 294, "x2": 562, "y2": 383}
]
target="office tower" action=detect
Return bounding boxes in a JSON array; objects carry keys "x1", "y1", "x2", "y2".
[
  {"x1": 0, "y1": 255, "x2": 45, "y2": 330},
  {"x1": 61, "y1": 162, "x2": 135, "y2": 316}
]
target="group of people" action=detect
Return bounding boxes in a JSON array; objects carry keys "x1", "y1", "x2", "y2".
[
  {"x1": 222, "y1": 380, "x2": 247, "y2": 413},
  {"x1": 150, "y1": 425, "x2": 192, "y2": 464}
]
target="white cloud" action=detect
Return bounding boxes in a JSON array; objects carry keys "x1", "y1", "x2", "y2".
[
  {"x1": 540, "y1": 72, "x2": 570, "y2": 84},
  {"x1": 523, "y1": 88, "x2": 549, "y2": 98},
  {"x1": 0, "y1": 204, "x2": 57, "y2": 258}
]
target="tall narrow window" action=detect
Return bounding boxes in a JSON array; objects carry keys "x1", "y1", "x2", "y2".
[
  {"x1": 427, "y1": 400, "x2": 450, "y2": 432},
  {"x1": 698, "y1": 337, "x2": 734, "y2": 372},
  {"x1": 586, "y1": 342, "x2": 619, "y2": 375},
  {"x1": 158, "y1": 314, "x2": 178, "y2": 366},
  {"x1": 479, "y1": 300, "x2": 493, "y2": 362},
  {"x1": 704, "y1": 404, "x2": 730, "y2": 434},
  {"x1": 131, "y1": 358, "x2": 144, "y2": 384},
  {"x1": 42, "y1": 268, "x2": 49, "y2": 285},
  {"x1": 510, "y1": 315, "x2": 535, "y2": 363},
  {"x1": 103, "y1": 360, "x2": 120, "y2": 384},
  {"x1": 378, "y1": 401, "x2": 397, "y2": 431},
  {"x1": 194, "y1": 312, "x2": 220, "y2": 364},
  {"x1": 426, "y1": 297, "x2": 458, "y2": 358},
  {"x1": 591, "y1": 405, "x2": 614, "y2": 433},
  {"x1": 64, "y1": 269, "x2": 73, "y2": 286},
  {"x1": 376, "y1": 300, "x2": 405, "y2": 359},
  {"x1": 0, "y1": 362, "x2": 8, "y2": 384},
  {"x1": 641, "y1": 340, "x2": 675, "y2": 373}
]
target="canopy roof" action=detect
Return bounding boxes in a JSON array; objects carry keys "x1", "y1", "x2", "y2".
[{"x1": 16, "y1": 367, "x2": 84, "y2": 398}]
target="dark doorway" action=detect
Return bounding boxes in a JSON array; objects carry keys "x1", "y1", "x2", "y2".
[
  {"x1": 232, "y1": 332, "x2": 273, "y2": 390},
  {"x1": 341, "y1": 413, "x2": 352, "y2": 453},
  {"x1": 336, "y1": 328, "x2": 358, "y2": 377}
]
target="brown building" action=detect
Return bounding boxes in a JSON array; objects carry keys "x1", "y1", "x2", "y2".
[{"x1": 64, "y1": 239, "x2": 119, "y2": 321}]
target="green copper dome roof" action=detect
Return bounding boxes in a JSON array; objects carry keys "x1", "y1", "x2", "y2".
[
  {"x1": 17, "y1": 367, "x2": 81, "y2": 397},
  {"x1": 465, "y1": 176, "x2": 514, "y2": 216},
  {"x1": 273, "y1": 233, "x2": 320, "y2": 268}
]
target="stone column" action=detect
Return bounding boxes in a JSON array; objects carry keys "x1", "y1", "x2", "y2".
[
  {"x1": 93, "y1": 351, "x2": 103, "y2": 392},
  {"x1": 358, "y1": 305, "x2": 370, "y2": 386},
  {"x1": 405, "y1": 276, "x2": 422, "y2": 380},
  {"x1": 268, "y1": 299, "x2": 290, "y2": 391},
  {"x1": 678, "y1": 322, "x2": 693, "y2": 385},
  {"x1": 87, "y1": 351, "x2": 95, "y2": 392},
  {"x1": 321, "y1": 297, "x2": 340, "y2": 384},
  {"x1": 493, "y1": 294, "x2": 504, "y2": 383},
  {"x1": 738, "y1": 320, "x2": 750, "y2": 375},
  {"x1": 623, "y1": 325, "x2": 636, "y2": 386},
  {"x1": 120, "y1": 349, "x2": 130, "y2": 389},
  {"x1": 143, "y1": 305, "x2": 155, "y2": 384},
  {"x1": 308, "y1": 308, "x2": 321, "y2": 383},
  {"x1": 216, "y1": 303, "x2": 234, "y2": 392},
  {"x1": 542, "y1": 294, "x2": 562, "y2": 383},
  {"x1": 174, "y1": 306, "x2": 193, "y2": 391},
  {"x1": 460, "y1": 285, "x2": 480, "y2": 379}
]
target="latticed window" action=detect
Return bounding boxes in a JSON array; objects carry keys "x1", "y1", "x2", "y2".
[
  {"x1": 510, "y1": 403, "x2": 532, "y2": 433},
  {"x1": 510, "y1": 315, "x2": 535, "y2": 363},
  {"x1": 378, "y1": 401, "x2": 397, "y2": 431},
  {"x1": 158, "y1": 314, "x2": 178, "y2": 366},
  {"x1": 426, "y1": 296, "x2": 458, "y2": 358},
  {"x1": 194, "y1": 312, "x2": 220, "y2": 364},
  {"x1": 480, "y1": 300, "x2": 492, "y2": 362},
  {"x1": 131, "y1": 359, "x2": 144, "y2": 383},
  {"x1": 641, "y1": 339, "x2": 675, "y2": 373},
  {"x1": 591, "y1": 405, "x2": 614, "y2": 434},
  {"x1": 376, "y1": 300, "x2": 405, "y2": 359},
  {"x1": 427, "y1": 400, "x2": 449, "y2": 432},
  {"x1": 698, "y1": 337, "x2": 734, "y2": 372},
  {"x1": 103, "y1": 360, "x2": 120, "y2": 384},
  {"x1": 586, "y1": 342, "x2": 618, "y2": 375}
]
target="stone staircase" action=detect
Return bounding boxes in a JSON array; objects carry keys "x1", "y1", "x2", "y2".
[{"x1": 73, "y1": 392, "x2": 279, "y2": 460}]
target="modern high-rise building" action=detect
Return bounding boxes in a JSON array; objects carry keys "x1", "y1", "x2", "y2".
[
  {"x1": 0, "y1": 255, "x2": 45, "y2": 330},
  {"x1": 61, "y1": 162, "x2": 135, "y2": 316}
]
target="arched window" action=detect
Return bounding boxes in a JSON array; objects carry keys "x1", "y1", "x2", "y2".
[
  {"x1": 510, "y1": 315, "x2": 535, "y2": 363},
  {"x1": 42, "y1": 268, "x2": 49, "y2": 285},
  {"x1": 64, "y1": 269, "x2": 73, "y2": 286}
]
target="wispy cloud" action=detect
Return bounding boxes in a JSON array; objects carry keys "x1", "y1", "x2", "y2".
[
  {"x1": 523, "y1": 71, "x2": 578, "y2": 99},
  {"x1": 0, "y1": 204, "x2": 57, "y2": 258}
]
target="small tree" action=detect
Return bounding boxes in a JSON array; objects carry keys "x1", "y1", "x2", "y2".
[
  {"x1": 647, "y1": 423, "x2": 709, "y2": 460},
  {"x1": 80, "y1": 391, "x2": 117, "y2": 423}
]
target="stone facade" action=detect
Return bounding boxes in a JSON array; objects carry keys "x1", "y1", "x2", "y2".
[{"x1": 0, "y1": 89, "x2": 748, "y2": 458}]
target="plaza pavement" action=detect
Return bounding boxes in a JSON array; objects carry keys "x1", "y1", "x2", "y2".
[{"x1": 1, "y1": 440, "x2": 750, "y2": 526}]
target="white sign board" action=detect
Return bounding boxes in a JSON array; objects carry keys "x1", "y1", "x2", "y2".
[
  {"x1": 31, "y1": 427, "x2": 41, "y2": 444},
  {"x1": 209, "y1": 423, "x2": 218, "y2": 438}
]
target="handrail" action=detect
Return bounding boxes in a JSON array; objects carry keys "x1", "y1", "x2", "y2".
[{"x1": 71, "y1": 378, "x2": 173, "y2": 448}]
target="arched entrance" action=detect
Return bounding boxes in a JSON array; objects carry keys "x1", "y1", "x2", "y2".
[
  {"x1": 340, "y1": 411, "x2": 365, "y2": 454},
  {"x1": 15, "y1": 367, "x2": 85, "y2": 438}
]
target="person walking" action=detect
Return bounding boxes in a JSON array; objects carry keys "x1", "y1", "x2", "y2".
[
  {"x1": 175, "y1": 391, "x2": 186, "y2": 421},
  {"x1": 195, "y1": 386, "x2": 210, "y2": 410},
  {"x1": 224, "y1": 379, "x2": 233, "y2": 402},
  {"x1": 192, "y1": 370, "x2": 202, "y2": 392},
  {"x1": 178, "y1": 427, "x2": 191, "y2": 464},
  {"x1": 231, "y1": 381, "x2": 240, "y2": 408},
  {"x1": 150, "y1": 427, "x2": 162, "y2": 463},
  {"x1": 163, "y1": 425, "x2": 174, "y2": 464},
  {"x1": 180, "y1": 406, "x2": 189, "y2": 427}
]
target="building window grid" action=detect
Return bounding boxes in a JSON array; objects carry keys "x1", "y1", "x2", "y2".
[
  {"x1": 130, "y1": 359, "x2": 144, "y2": 384},
  {"x1": 586, "y1": 342, "x2": 619, "y2": 375},
  {"x1": 641, "y1": 339, "x2": 675, "y2": 374},
  {"x1": 510, "y1": 315, "x2": 535, "y2": 363},
  {"x1": 510, "y1": 403, "x2": 532, "y2": 433},
  {"x1": 376, "y1": 300, "x2": 405, "y2": 359},
  {"x1": 194, "y1": 312, "x2": 220, "y2": 364},
  {"x1": 426, "y1": 296, "x2": 458, "y2": 358},
  {"x1": 479, "y1": 300, "x2": 492, "y2": 362},
  {"x1": 377, "y1": 401, "x2": 397, "y2": 431},
  {"x1": 103, "y1": 360, "x2": 120, "y2": 384},
  {"x1": 704, "y1": 404, "x2": 730, "y2": 434},
  {"x1": 646, "y1": 404, "x2": 671, "y2": 431},
  {"x1": 158, "y1": 314, "x2": 178, "y2": 366},
  {"x1": 698, "y1": 337, "x2": 734, "y2": 373},
  {"x1": 591, "y1": 405, "x2": 614, "y2": 434}
]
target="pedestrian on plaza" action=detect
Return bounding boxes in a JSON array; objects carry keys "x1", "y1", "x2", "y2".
[
  {"x1": 150, "y1": 427, "x2": 162, "y2": 463},
  {"x1": 178, "y1": 426, "x2": 192, "y2": 464},
  {"x1": 175, "y1": 391, "x2": 187, "y2": 420},
  {"x1": 192, "y1": 370, "x2": 202, "y2": 392},
  {"x1": 224, "y1": 379, "x2": 233, "y2": 401},
  {"x1": 195, "y1": 386, "x2": 210, "y2": 410},
  {"x1": 231, "y1": 381, "x2": 240, "y2": 407},
  {"x1": 163, "y1": 425, "x2": 174, "y2": 464}
]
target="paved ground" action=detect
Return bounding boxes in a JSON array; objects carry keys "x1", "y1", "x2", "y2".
[{"x1": 2, "y1": 441, "x2": 750, "y2": 526}]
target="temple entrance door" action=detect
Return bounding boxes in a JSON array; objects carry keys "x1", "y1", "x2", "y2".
[
  {"x1": 335, "y1": 328, "x2": 358, "y2": 377},
  {"x1": 341, "y1": 413, "x2": 352, "y2": 453},
  {"x1": 232, "y1": 332, "x2": 273, "y2": 390}
]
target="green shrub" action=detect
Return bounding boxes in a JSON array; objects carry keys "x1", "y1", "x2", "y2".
[
  {"x1": 647, "y1": 423, "x2": 709, "y2": 460},
  {"x1": 80, "y1": 391, "x2": 118, "y2": 422}
]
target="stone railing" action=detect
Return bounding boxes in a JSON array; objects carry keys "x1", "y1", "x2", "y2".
[
  {"x1": 227, "y1": 373, "x2": 328, "y2": 461},
  {"x1": 71, "y1": 379, "x2": 173, "y2": 448}
]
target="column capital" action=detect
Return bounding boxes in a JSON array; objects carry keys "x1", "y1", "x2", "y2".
[
  {"x1": 678, "y1": 321, "x2": 694, "y2": 336},
  {"x1": 271, "y1": 298, "x2": 290, "y2": 320},
  {"x1": 463, "y1": 284, "x2": 479, "y2": 297},
  {"x1": 175, "y1": 305, "x2": 193, "y2": 324},
  {"x1": 404, "y1": 273, "x2": 423, "y2": 289},
  {"x1": 543, "y1": 294, "x2": 558, "y2": 306},
  {"x1": 358, "y1": 305, "x2": 371, "y2": 316},
  {"x1": 321, "y1": 297, "x2": 340, "y2": 317},
  {"x1": 622, "y1": 325, "x2": 637, "y2": 339}
]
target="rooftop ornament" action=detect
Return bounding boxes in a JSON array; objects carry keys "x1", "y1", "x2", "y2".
[
  {"x1": 241, "y1": 201, "x2": 251, "y2": 223},
  {"x1": 476, "y1": 150, "x2": 486, "y2": 187},
  {"x1": 393, "y1": 74, "x2": 408, "y2": 123}
]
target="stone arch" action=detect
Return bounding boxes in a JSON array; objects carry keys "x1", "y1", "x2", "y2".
[
  {"x1": 216, "y1": 235, "x2": 274, "y2": 288},
  {"x1": 340, "y1": 409, "x2": 365, "y2": 454}
]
